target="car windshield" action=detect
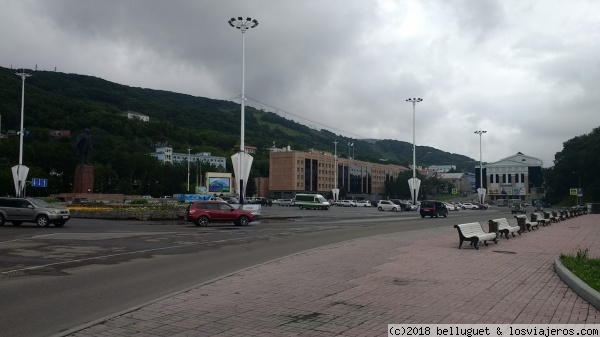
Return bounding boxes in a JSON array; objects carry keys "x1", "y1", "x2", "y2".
[{"x1": 30, "y1": 198, "x2": 52, "y2": 207}]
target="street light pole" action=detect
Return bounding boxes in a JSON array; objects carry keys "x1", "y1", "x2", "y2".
[
  {"x1": 187, "y1": 147, "x2": 191, "y2": 192},
  {"x1": 474, "y1": 130, "x2": 487, "y2": 204},
  {"x1": 14, "y1": 70, "x2": 31, "y2": 197},
  {"x1": 406, "y1": 97, "x2": 423, "y2": 205},
  {"x1": 572, "y1": 171, "x2": 581, "y2": 206},
  {"x1": 332, "y1": 141, "x2": 339, "y2": 202},
  {"x1": 228, "y1": 16, "x2": 258, "y2": 204}
]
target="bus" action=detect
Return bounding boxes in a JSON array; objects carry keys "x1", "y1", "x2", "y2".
[{"x1": 294, "y1": 194, "x2": 330, "y2": 210}]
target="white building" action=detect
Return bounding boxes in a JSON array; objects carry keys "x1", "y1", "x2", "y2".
[
  {"x1": 428, "y1": 165, "x2": 456, "y2": 173},
  {"x1": 124, "y1": 111, "x2": 150, "y2": 122},
  {"x1": 480, "y1": 152, "x2": 543, "y2": 203},
  {"x1": 151, "y1": 146, "x2": 226, "y2": 169}
]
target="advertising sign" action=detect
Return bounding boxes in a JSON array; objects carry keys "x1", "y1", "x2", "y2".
[{"x1": 208, "y1": 177, "x2": 231, "y2": 193}]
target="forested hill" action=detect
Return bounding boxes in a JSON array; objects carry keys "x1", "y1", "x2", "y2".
[{"x1": 0, "y1": 66, "x2": 474, "y2": 196}]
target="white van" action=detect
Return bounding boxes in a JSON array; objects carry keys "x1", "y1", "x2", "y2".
[{"x1": 294, "y1": 194, "x2": 330, "y2": 210}]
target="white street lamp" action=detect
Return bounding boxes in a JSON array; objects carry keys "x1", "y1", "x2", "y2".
[
  {"x1": 406, "y1": 97, "x2": 422, "y2": 205},
  {"x1": 474, "y1": 130, "x2": 487, "y2": 204},
  {"x1": 332, "y1": 141, "x2": 339, "y2": 202},
  {"x1": 13, "y1": 70, "x2": 32, "y2": 197},
  {"x1": 228, "y1": 16, "x2": 258, "y2": 204},
  {"x1": 187, "y1": 147, "x2": 191, "y2": 192}
]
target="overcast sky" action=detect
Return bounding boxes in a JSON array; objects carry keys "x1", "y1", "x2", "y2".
[{"x1": 2, "y1": 0, "x2": 599, "y2": 167}]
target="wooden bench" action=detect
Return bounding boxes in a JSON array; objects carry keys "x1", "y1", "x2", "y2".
[
  {"x1": 543, "y1": 211, "x2": 557, "y2": 224},
  {"x1": 551, "y1": 211, "x2": 561, "y2": 222},
  {"x1": 514, "y1": 214, "x2": 537, "y2": 231},
  {"x1": 454, "y1": 222, "x2": 498, "y2": 250},
  {"x1": 491, "y1": 218, "x2": 521, "y2": 239},
  {"x1": 531, "y1": 212, "x2": 549, "y2": 226}
]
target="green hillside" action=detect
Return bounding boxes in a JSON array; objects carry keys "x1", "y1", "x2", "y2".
[{"x1": 0, "y1": 66, "x2": 475, "y2": 196}]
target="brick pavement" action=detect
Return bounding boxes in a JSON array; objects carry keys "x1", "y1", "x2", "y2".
[{"x1": 63, "y1": 214, "x2": 600, "y2": 337}]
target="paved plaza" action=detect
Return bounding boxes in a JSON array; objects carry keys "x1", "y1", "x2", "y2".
[{"x1": 60, "y1": 214, "x2": 600, "y2": 337}]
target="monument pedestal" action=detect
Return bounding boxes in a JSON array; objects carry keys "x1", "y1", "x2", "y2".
[{"x1": 73, "y1": 165, "x2": 94, "y2": 193}]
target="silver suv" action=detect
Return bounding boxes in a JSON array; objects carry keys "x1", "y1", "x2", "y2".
[{"x1": 0, "y1": 197, "x2": 71, "y2": 227}]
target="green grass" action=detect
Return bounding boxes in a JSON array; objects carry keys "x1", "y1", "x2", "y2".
[{"x1": 560, "y1": 248, "x2": 600, "y2": 292}]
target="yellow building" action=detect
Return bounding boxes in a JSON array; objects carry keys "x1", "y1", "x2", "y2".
[{"x1": 269, "y1": 148, "x2": 409, "y2": 199}]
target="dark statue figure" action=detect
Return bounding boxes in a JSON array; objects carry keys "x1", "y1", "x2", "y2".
[{"x1": 75, "y1": 129, "x2": 93, "y2": 165}]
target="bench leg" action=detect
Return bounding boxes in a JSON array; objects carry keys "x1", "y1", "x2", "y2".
[{"x1": 472, "y1": 238, "x2": 480, "y2": 250}]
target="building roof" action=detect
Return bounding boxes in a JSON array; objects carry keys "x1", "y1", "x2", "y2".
[{"x1": 438, "y1": 173, "x2": 464, "y2": 179}]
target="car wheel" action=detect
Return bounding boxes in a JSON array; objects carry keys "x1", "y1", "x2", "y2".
[
  {"x1": 195, "y1": 216, "x2": 209, "y2": 227},
  {"x1": 443, "y1": 211, "x2": 448, "y2": 218},
  {"x1": 0, "y1": 214, "x2": 5, "y2": 226},
  {"x1": 378, "y1": 206, "x2": 383, "y2": 211},
  {"x1": 36, "y1": 215, "x2": 50, "y2": 227},
  {"x1": 238, "y1": 216, "x2": 249, "y2": 226},
  {"x1": 54, "y1": 221, "x2": 66, "y2": 227},
  {"x1": 393, "y1": 207, "x2": 398, "y2": 212}
]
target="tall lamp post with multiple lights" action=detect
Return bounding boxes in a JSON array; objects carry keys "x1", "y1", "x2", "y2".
[
  {"x1": 228, "y1": 16, "x2": 258, "y2": 204},
  {"x1": 12, "y1": 70, "x2": 32, "y2": 197},
  {"x1": 406, "y1": 97, "x2": 423, "y2": 205},
  {"x1": 474, "y1": 130, "x2": 487, "y2": 205}
]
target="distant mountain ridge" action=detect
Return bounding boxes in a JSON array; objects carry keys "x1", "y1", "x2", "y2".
[{"x1": 0, "y1": 66, "x2": 475, "y2": 172}]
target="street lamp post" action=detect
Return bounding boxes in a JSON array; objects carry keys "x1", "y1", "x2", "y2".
[
  {"x1": 332, "y1": 141, "x2": 339, "y2": 202},
  {"x1": 228, "y1": 16, "x2": 258, "y2": 204},
  {"x1": 572, "y1": 171, "x2": 581, "y2": 206},
  {"x1": 406, "y1": 97, "x2": 423, "y2": 205},
  {"x1": 474, "y1": 130, "x2": 487, "y2": 204},
  {"x1": 13, "y1": 70, "x2": 32, "y2": 197},
  {"x1": 187, "y1": 147, "x2": 191, "y2": 192}
]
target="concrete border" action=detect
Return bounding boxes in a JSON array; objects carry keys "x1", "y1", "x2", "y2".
[{"x1": 554, "y1": 256, "x2": 600, "y2": 311}]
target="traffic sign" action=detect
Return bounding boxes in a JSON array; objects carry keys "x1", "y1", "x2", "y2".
[
  {"x1": 31, "y1": 178, "x2": 48, "y2": 188},
  {"x1": 578, "y1": 188, "x2": 583, "y2": 197},
  {"x1": 451, "y1": 188, "x2": 458, "y2": 195},
  {"x1": 570, "y1": 188, "x2": 577, "y2": 196}
]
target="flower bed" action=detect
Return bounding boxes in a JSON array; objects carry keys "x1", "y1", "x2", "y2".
[{"x1": 67, "y1": 203, "x2": 187, "y2": 220}]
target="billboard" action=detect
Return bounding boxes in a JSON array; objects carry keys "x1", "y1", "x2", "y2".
[{"x1": 208, "y1": 177, "x2": 230, "y2": 193}]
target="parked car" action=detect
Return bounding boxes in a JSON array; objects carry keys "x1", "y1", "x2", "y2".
[
  {"x1": 356, "y1": 200, "x2": 371, "y2": 207},
  {"x1": 278, "y1": 199, "x2": 294, "y2": 206},
  {"x1": 185, "y1": 201, "x2": 255, "y2": 226},
  {"x1": 390, "y1": 199, "x2": 411, "y2": 211},
  {"x1": 444, "y1": 203, "x2": 458, "y2": 211},
  {"x1": 461, "y1": 202, "x2": 478, "y2": 210},
  {"x1": 511, "y1": 204, "x2": 526, "y2": 214},
  {"x1": 339, "y1": 200, "x2": 357, "y2": 207},
  {"x1": 419, "y1": 200, "x2": 448, "y2": 218},
  {"x1": 377, "y1": 200, "x2": 399, "y2": 211},
  {"x1": 370, "y1": 199, "x2": 381, "y2": 207},
  {"x1": 0, "y1": 197, "x2": 71, "y2": 227},
  {"x1": 475, "y1": 203, "x2": 491, "y2": 210}
]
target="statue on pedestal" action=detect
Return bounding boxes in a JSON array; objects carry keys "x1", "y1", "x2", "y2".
[{"x1": 74, "y1": 129, "x2": 92, "y2": 165}]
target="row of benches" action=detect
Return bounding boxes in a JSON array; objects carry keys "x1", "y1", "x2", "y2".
[{"x1": 453, "y1": 208, "x2": 587, "y2": 250}]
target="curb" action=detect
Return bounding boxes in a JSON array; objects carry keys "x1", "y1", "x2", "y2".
[{"x1": 554, "y1": 256, "x2": 600, "y2": 311}]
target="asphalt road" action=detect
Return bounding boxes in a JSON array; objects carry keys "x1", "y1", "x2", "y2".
[{"x1": 0, "y1": 205, "x2": 507, "y2": 337}]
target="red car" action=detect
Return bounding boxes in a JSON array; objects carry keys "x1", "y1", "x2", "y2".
[{"x1": 185, "y1": 201, "x2": 255, "y2": 226}]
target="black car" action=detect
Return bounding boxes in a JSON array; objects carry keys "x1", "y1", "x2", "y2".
[{"x1": 419, "y1": 200, "x2": 448, "y2": 218}]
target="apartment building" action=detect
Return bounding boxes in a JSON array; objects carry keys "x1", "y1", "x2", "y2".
[{"x1": 269, "y1": 148, "x2": 409, "y2": 199}]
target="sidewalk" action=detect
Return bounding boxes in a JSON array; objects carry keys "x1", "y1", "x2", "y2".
[{"x1": 62, "y1": 215, "x2": 600, "y2": 337}]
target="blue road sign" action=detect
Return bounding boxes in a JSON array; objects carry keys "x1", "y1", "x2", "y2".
[{"x1": 31, "y1": 178, "x2": 48, "y2": 188}]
